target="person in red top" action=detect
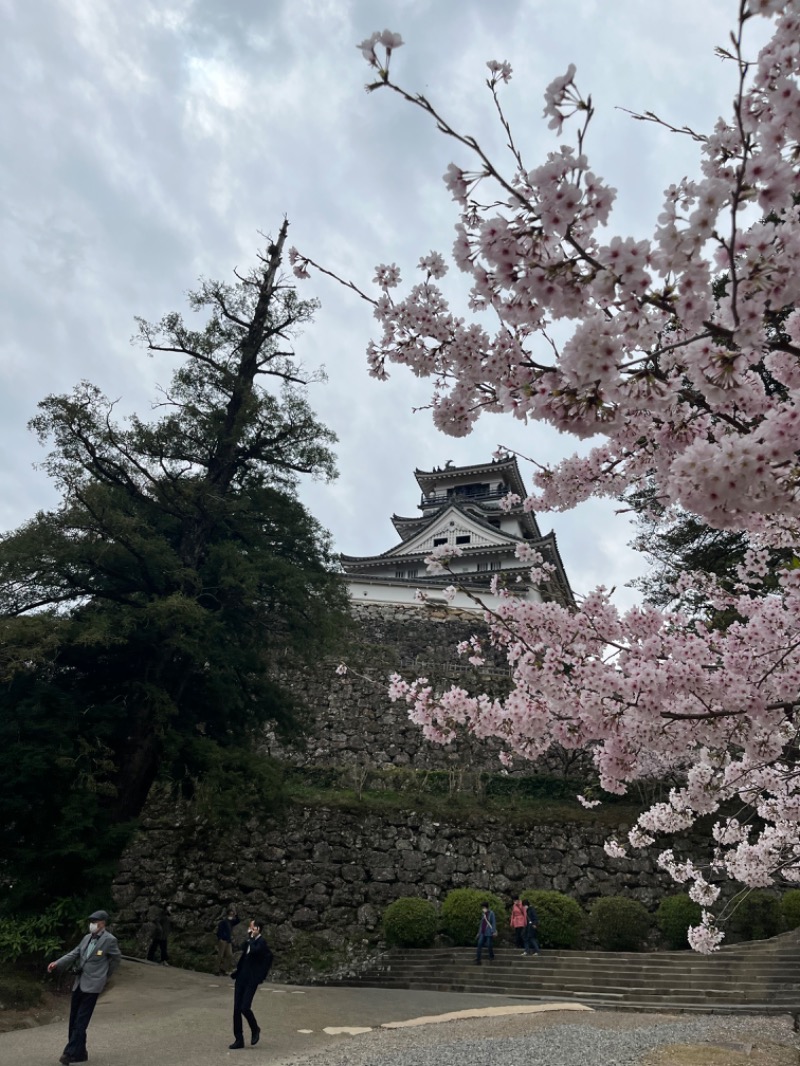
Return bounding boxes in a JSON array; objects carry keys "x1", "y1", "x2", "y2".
[{"x1": 509, "y1": 895, "x2": 527, "y2": 949}]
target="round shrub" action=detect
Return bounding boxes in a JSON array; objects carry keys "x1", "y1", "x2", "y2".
[
  {"x1": 440, "y1": 889, "x2": 507, "y2": 947},
  {"x1": 382, "y1": 897, "x2": 438, "y2": 948},
  {"x1": 730, "y1": 890, "x2": 782, "y2": 942},
  {"x1": 781, "y1": 890, "x2": 800, "y2": 932},
  {"x1": 656, "y1": 894, "x2": 702, "y2": 950},
  {"x1": 589, "y1": 896, "x2": 652, "y2": 952},
  {"x1": 520, "y1": 890, "x2": 584, "y2": 949}
]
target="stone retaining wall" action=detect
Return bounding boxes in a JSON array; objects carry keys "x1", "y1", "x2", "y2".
[
  {"x1": 113, "y1": 798, "x2": 677, "y2": 955},
  {"x1": 267, "y1": 603, "x2": 587, "y2": 779}
]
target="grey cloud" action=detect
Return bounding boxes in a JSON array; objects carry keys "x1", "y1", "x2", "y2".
[{"x1": 2, "y1": 0, "x2": 753, "y2": 610}]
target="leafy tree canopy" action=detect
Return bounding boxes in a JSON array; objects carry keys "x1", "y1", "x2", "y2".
[{"x1": 0, "y1": 223, "x2": 350, "y2": 908}]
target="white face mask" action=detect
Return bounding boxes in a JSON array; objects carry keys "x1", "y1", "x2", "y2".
[{"x1": 89, "y1": 922, "x2": 99, "y2": 934}]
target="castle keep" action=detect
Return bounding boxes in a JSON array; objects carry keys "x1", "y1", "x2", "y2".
[{"x1": 341, "y1": 457, "x2": 573, "y2": 610}]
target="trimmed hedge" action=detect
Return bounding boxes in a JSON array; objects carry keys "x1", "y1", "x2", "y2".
[
  {"x1": 382, "y1": 897, "x2": 439, "y2": 948},
  {"x1": 589, "y1": 896, "x2": 651, "y2": 952},
  {"x1": 520, "y1": 890, "x2": 584, "y2": 949},
  {"x1": 780, "y1": 890, "x2": 800, "y2": 932},
  {"x1": 440, "y1": 889, "x2": 507, "y2": 947},
  {"x1": 656, "y1": 894, "x2": 702, "y2": 950},
  {"x1": 730, "y1": 890, "x2": 782, "y2": 942}
]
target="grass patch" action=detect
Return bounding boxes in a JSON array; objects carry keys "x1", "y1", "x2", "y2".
[
  {"x1": 283, "y1": 770, "x2": 641, "y2": 827},
  {"x1": 0, "y1": 966, "x2": 45, "y2": 1011}
]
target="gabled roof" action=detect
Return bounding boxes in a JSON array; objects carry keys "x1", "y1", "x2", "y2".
[
  {"x1": 391, "y1": 514, "x2": 428, "y2": 540},
  {"x1": 342, "y1": 503, "x2": 520, "y2": 568},
  {"x1": 341, "y1": 455, "x2": 575, "y2": 609},
  {"x1": 415, "y1": 456, "x2": 527, "y2": 499}
]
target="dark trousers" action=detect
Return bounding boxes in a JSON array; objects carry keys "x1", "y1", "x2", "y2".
[
  {"x1": 513, "y1": 926, "x2": 525, "y2": 948},
  {"x1": 524, "y1": 926, "x2": 540, "y2": 954},
  {"x1": 233, "y1": 980, "x2": 259, "y2": 1042},
  {"x1": 64, "y1": 987, "x2": 99, "y2": 1059},
  {"x1": 475, "y1": 933, "x2": 494, "y2": 962},
  {"x1": 147, "y1": 937, "x2": 168, "y2": 962}
]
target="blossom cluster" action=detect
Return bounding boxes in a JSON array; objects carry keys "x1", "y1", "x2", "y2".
[{"x1": 301, "y1": 3, "x2": 800, "y2": 948}]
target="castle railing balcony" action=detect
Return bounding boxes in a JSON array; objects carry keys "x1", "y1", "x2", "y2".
[{"x1": 419, "y1": 488, "x2": 508, "y2": 508}]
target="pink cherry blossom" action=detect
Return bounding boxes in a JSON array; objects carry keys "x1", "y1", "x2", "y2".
[{"x1": 299, "y1": 3, "x2": 800, "y2": 945}]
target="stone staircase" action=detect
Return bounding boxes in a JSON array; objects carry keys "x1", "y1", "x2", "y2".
[{"x1": 330, "y1": 931, "x2": 800, "y2": 1014}]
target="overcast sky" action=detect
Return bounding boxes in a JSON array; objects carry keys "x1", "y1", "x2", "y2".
[{"x1": 0, "y1": 0, "x2": 769, "y2": 609}]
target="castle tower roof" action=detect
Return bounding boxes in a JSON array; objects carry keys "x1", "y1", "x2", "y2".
[{"x1": 341, "y1": 458, "x2": 574, "y2": 611}]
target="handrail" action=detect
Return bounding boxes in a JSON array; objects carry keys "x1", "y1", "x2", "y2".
[{"x1": 420, "y1": 488, "x2": 507, "y2": 508}]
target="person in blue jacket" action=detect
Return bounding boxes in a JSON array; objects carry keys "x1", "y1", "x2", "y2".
[
  {"x1": 474, "y1": 901, "x2": 497, "y2": 964},
  {"x1": 522, "y1": 899, "x2": 541, "y2": 956},
  {"x1": 216, "y1": 907, "x2": 240, "y2": 975}
]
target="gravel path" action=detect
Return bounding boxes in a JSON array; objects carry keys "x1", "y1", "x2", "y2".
[{"x1": 274, "y1": 1010, "x2": 800, "y2": 1066}]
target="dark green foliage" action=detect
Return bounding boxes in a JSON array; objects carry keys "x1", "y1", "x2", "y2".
[
  {"x1": 656, "y1": 894, "x2": 702, "y2": 950},
  {"x1": 440, "y1": 889, "x2": 507, "y2": 947},
  {"x1": 383, "y1": 897, "x2": 439, "y2": 948},
  {"x1": 780, "y1": 890, "x2": 800, "y2": 931},
  {"x1": 0, "y1": 898, "x2": 92, "y2": 964},
  {"x1": 0, "y1": 967, "x2": 45, "y2": 1010},
  {"x1": 484, "y1": 776, "x2": 591, "y2": 801},
  {"x1": 626, "y1": 482, "x2": 792, "y2": 626},
  {"x1": 729, "y1": 890, "x2": 783, "y2": 942},
  {"x1": 0, "y1": 227, "x2": 349, "y2": 909},
  {"x1": 520, "y1": 890, "x2": 584, "y2": 949},
  {"x1": 588, "y1": 896, "x2": 652, "y2": 952},
  {"x1": 170, "y1": 741, "x2": 286, "y2": 828}
]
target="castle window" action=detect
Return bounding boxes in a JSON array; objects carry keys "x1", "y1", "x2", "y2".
[
  {"x1": 395, "y1": 567, "x2": 419, "y2": 579},
  {"x1": 455, "y1": 535, "x2": 471, "y2": 545},
  {"x1": 433, "y1": 537, "x2": 447, "y2": 546}
]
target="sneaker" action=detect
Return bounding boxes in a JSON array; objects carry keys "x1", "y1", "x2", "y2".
[{"x1": 160, "y1": 961, "x2": 170, "y2": 966}]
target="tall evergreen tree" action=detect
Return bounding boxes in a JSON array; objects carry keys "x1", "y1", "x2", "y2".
[{"x1": 0, "y1": 223, "x2": 349, "y2": 906}]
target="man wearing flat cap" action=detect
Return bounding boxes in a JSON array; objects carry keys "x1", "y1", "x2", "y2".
[{"x1": 48, "y1": 909, "x2": 121, "y2": 1064}]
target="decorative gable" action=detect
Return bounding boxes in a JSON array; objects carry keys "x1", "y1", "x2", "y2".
[{"x1": 383, "y1": 505, "x2": 515, "y2": 558}]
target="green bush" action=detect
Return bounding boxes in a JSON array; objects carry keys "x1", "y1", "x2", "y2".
[
  {"x1": 588, "y1": 896, "x2": 652, "y2": 952},
  {"x1": 656, "y1": 894, "x2": 702, "y2": 950},
  {"x1": 0, "y1": 898, "x2": 89, "y2": 964},
  {"x1": 520, "y1": 890, "x2": 585, "y2": 949},
  {"x1": 780, "y1": 890, "x2": 800, "y2": 932},
  {"x1": 440, "y1": 889, "x2": 507, "y2": 947},
  {"x1": 730, "y1": 890, "x2": 783, "y2": 942},
  {"x1": 383, "y1": 897, "x2": 439, "y2": 948}
]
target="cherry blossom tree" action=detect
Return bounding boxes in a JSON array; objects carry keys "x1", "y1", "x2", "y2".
[{"x1": 293, "y1": 6, "x2": 800, "y2": 950}]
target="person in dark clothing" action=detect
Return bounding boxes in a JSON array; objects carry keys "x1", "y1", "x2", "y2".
[
  {"x1": 522, "y1": 899, "x2": 541, "y2": 956},
  {"x1": 216, "y1": 908, "x2": 240, "y2": 975},
  {"x1": 474, "y1": 902, "x2": 497, "y2": 964},
  {"x1": 229, "y1": 919, "x2": 273, "y2": 1049},
  {"x1": 146, "y1": 904, "x2": 170, "y2": 965}
]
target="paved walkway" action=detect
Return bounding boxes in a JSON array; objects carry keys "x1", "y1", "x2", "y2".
[{"x1": 0, "y1": 960, "x2": 582, "y2": 1065}]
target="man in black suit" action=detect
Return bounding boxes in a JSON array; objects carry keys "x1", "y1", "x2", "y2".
[{"x1": 229, "y1": 919, "x2": 273, "y2": 1049}]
